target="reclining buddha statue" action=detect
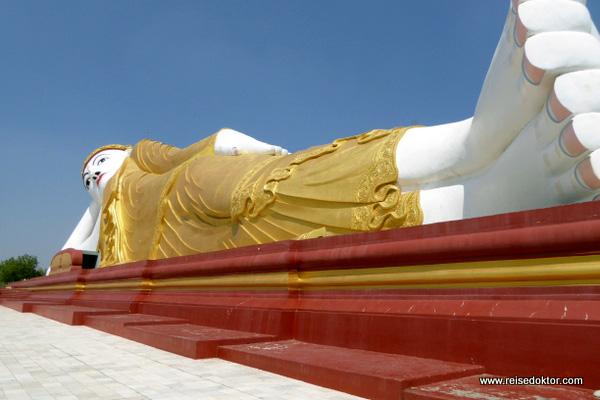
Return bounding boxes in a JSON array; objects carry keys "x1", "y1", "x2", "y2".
[{"x1": 52, "y1": 0, "x2": 600, "y2": 271}]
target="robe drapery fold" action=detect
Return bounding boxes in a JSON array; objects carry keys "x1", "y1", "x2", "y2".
[{"x1": 98, "y1": 127, "x2": 423, "y2": 267}]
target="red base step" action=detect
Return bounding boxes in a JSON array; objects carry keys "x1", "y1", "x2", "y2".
[
  {"x1": 85, "y1": 313, "x2": 189, "y2": 332},
  {"x1": 219, "y1": 340, "x2": 485, "y2": 400},
  {"x1": 116, "y1": 322, "x2": 278, "y2": 359},
  {"x1": 0, "y1": 299, "x2": 66, "y2": 313},
  {"x1": 30, "y1": 305, "x2": 128, "y2": 325}
]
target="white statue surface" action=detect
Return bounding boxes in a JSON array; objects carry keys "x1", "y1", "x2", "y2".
[{"x1": 49, "y1": 0, "x2": 600, "y2": 274}]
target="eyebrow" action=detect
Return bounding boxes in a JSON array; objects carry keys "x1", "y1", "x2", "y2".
[{"x1": 91, "y1": 154, "x2": 105, "y2": 165}]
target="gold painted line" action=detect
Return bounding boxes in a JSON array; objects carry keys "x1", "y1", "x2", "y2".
[
  {"x1": 26, "y1": 272, "x2": 291, "y2": 292},
  {"x1": 288, "y1": 270, "x2": 301, "y2": 289},
  {"x1": 299, "y1": 256, "x2": 600, "y2": 288},
  {"x1": 151, "y1": 271, "x2": 290, "y2": 290},
  {"x1": 299, "y1": 259, "x2": 600, "y2": 288},
  {"x1": 84, "y1": 255, "x2": 600, "y2": 291},
  {"x1": 309, "y1": 279, "x2": 600, "y2": 291},
  {"x1": 301, "y1": 254, "x2": 600, "y2": 278},
  {"x1": 141, "y1": 279, "x2": 153, "y2": 291},
  {"x1": 17, "y1": 254, "x2": 600, "y2": 293},
  {"x1": 84, "y1": 280, "x2": 146, "y2": 291},
  {"x1": 28, "y1": 284, "x2": 78, "y2": 292}
]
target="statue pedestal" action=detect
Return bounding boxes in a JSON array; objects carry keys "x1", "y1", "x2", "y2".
[{"x1": 2, "y1": 202, "x2": 600, "y2": 399}]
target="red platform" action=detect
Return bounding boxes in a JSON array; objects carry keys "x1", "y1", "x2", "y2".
[{"x1": 2, "y1": 202, "x2": 600, "y2": 399}]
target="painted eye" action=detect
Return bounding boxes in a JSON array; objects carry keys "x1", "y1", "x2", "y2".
[
  {"x1": 85, "y1": 178, "x2": 91, "y2": 189},
  {"x1": 98, "y1": 157, "x2": 107, "y2": 164}
]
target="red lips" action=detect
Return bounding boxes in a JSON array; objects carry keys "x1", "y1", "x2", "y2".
[{"x1": 97, "y1": 173, "x2": 107, "y2": 186}]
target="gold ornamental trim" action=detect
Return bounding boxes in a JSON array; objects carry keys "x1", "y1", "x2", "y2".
[
  {"x1": 74, "y1": 272, "x2": 291, "y2": 291},
  {"x1": 27, "y1": 283, "x2": 79, "y2": 292},
  {"x1": 84, "y1": 280, "x2": 148, "y2": 291},
  {"x1": 351, "y1": 127, "x2": 422, "y2": 231},
  {"x1": 296, "y1": 254, "x2": 600, "y2": 289},
  {"x1": 152, "y1": 271, "x2": 289, "y2": 290},
  {"x1": 19, "y1": 254, "x2": 600, "y2": 293}
]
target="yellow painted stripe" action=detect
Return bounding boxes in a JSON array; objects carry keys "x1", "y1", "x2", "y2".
[
  {"x1": 78, "y1": 272, "x2": 291, "y2": 291},
  {"x1": 83, "y1": 280, "x2": 146, "y2": 291},
  {"x1": 151, "y1": 271, "x2": 290, "y2": 290},
  {"x1": 28, "y1": 283, "x2": 79, "y2": 292},
  {"x1": 297, "y1": 254, "x2": 600, "y2": 289},
  {"x1": 17, "y1": 254, "x2": 600, "y2": 292}
]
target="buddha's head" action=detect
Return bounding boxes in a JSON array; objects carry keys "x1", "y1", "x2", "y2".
[{"x1": 82, "y1": 145, "x2": 132, "y2": 203}]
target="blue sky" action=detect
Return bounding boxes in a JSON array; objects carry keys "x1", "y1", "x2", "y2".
[{"x1": 2, "y1": 1, "x2": 599, "y2": 271}]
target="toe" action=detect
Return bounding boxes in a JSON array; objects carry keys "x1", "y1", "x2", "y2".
[
  {"x1": 535, "y1": 70, "x2": 600, "y2": 148},
  {"x1": 576, "y1": 152, "x2": 600, "y2": 190},
  {"x1": 523, "y1": 32, "x2": 600, "y2": 85},
  {"x1": 541, "y1": 113, "x2": 600, "y2": 173},
  {"x1": 553, "y1": 148, "x2": 600, "y2": 202},
  {"x1": 562, "y1": 113, "x2": 600, "y2": 156},
  {"x1": 516, "y1": 0, "x2": 592, "y2": 47},
  {"x1": 551, "y1": 69, "x2": 600, "y2": 120}
]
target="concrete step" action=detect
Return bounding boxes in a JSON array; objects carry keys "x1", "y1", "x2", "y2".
[
  {"x1": 30, "y1": 304, "x2": 128, "y2": 325},
  {"x1": 404, "y1": 374, "x2": 597, "y2": 400},
  {"x1": 218, "y1": 340, "x2": 485, "y2": 400},
  {"x1": 124, "y1": 323, "x2": 278, "y2": 359}
]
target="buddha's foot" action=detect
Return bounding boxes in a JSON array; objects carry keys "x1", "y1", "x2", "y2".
[
  {"x1": 470, "y1": 0, "x2": 600, "y2": 168},
  {"x1": 397, "y1": 0, "x2": 600, "y2": 185},
  {"x1": 396, "y1": 0, "x2": 600, "y2": 223},
  {"x1": 466, "y1": 68, "x2": 600, "y2": 213}
]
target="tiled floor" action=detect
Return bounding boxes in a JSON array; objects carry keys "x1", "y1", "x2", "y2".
[{"x1": 0, "y1": 306, "x2": 364, "y2": 400}]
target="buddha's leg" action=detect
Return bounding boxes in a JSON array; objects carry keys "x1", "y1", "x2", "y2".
[{"x1": 395, "y1": 0, "x2": 600, "y2": 224}]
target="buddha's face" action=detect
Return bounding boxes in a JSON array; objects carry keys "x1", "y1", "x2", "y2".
[{"x1": 82, "y1": 149, "x2": 129, "y2": 203}]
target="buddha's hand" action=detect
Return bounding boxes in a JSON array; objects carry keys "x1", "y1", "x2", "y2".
[{"x1": 214, "y1": 128, "x2": 290, "y2": 156}]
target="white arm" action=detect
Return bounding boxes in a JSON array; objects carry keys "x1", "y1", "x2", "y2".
[
  {"x1": 47, "y1": 201, "x2": 101, "y2": 275},
  {"x1": 61, "y1": 200, "x2": 101, "y2": 251},
  {"x1": 80, "y1": 213, "x2": 102, "y2": 251},
  {"x1": 214, "y1": 128, "x2": 289, "y2": 156}
]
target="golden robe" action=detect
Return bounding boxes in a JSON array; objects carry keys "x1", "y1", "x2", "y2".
[{"x1": 98, "y1": 127, "x2": 423, "y2": 267}]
